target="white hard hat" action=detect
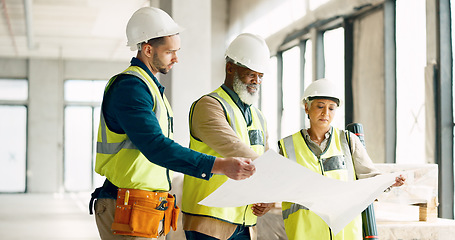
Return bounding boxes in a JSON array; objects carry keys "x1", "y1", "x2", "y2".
[
  {"x1": 302, "y1": 78, "x2": 342, "y2": 106},
  {"x1": 225, "y1": 33, "x2": 270, "y2": 73},
  {"x1": 126, "y1": 7, "x2": 184, "y2": 51}
]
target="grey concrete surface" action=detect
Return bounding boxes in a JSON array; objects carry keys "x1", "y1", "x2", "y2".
[
  {"x1": 0, "y1": 193, "x2": 99, "y2": 240},
  {"x1": 0, "y1": 192, "x2": 287, "y2": 240}
]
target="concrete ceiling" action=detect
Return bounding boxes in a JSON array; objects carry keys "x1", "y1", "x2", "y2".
[{"x1": 0, "y1": 0, "x2": 150, "y2": 61}]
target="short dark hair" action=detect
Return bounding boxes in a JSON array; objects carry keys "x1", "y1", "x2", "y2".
[{"x1": 146, "y1": 36, "x2": 166, "y2": 47}]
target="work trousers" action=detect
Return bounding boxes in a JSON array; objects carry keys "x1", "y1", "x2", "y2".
[
  {"x1": 94, "y1": 198, "x2": 165, "y2": 240},
  {"x1": 184, "y1": 225, "x2": 250, "y2": 240}
]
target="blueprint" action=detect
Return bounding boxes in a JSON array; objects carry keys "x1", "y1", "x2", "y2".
[{"x1": 199, "y1": 150, "x2": 398, "y2": 235}]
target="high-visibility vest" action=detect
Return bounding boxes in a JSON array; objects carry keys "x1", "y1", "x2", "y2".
[
  {"x1": 278, "y1": 128, "x2": 362, "y2": 240},
  {"x1": 95, "y1": 66, "x2": 174, "y2": 192},
  {"x1": 182, "y1": 86, "x2": 267, "y2": 226}
]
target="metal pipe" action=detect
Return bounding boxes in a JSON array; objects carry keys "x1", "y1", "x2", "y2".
[{"x1": 24, "y1": 0, "x2": 35, "y2": 50}]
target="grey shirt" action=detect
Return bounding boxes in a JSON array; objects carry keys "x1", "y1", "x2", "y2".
[
  {"x1": 302, "y1": 129, "x2": 331, "y2": 156},
  {"x1": 300, "y1": 127, "x2": 381, "y2": 179}
]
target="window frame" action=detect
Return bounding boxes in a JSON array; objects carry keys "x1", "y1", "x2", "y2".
[
  {"x1": 0, "y1": 78, "x2": 29, "y2": 193},
  {"x1": 63, "y1": 79, "x2": 106, "y2": 191}
]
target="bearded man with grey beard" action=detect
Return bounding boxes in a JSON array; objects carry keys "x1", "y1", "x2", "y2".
[
  {"x1": 233, "y1": 71, "x2": 260, "y2": 105},
  {"x1": 181, "y1": 33, "x2": 274, "y2": 240}
]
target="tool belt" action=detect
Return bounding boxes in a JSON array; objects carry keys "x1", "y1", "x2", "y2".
[{"x1": 111, "y1": 188, "x2": 180, "y2": 238}]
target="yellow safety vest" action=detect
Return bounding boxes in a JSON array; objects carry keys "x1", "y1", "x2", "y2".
[
  {"x1": 95, "y1": 66, "x2": 174, "y2": 192},
  {"x1": 278, "y1": 128, "x2": 362, "y2": 240},
  {"x1": 182, "y1": 86, "x2": 267, "y2": 226}
]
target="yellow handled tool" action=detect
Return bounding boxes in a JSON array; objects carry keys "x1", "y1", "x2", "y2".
[{"x1": 124, "y1": 190, "x2": 130, "y2": 205}]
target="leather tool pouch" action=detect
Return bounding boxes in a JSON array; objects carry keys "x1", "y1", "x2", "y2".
[
  {"x1": 111, "y1": 188, "x2": 180, "y2": 238},
  {"x1": 163, "y1": 194, "x2": 180, "y2": 235}
]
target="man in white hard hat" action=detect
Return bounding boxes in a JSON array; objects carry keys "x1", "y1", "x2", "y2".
[
  {"x1": 181, "y1": 33, "x2": 274, "y2": 240},
  {"x1": 89, "y1": 7, "x2": 256, "y2": 240}
]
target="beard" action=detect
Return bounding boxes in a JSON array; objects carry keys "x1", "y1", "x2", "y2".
[
  {"x1": 152, "y1": 53, "x2": 171, "y2": 74},
  {"x1": 233, "y1": 73, "x2": 259, "y2": 105}
]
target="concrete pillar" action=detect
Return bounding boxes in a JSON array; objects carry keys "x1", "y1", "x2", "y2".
[
  {"x1": 27, "y1": 59, "x2": 64, "y2": 192},
  {"x1": 168, "y1": 0, "x2": 213, "y2": 146}
]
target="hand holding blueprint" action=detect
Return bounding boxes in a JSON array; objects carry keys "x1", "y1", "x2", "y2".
[{"x1": 199, "y1": 150, "x2": 398, "y2": 235}]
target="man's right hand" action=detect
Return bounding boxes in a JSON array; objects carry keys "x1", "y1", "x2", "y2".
[{"x1": 212, "y1": 157, "x2": 256, "y2": 180}]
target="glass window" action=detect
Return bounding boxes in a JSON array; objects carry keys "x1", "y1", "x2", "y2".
[
  {"x1": 261, "y1": 57, "x2": 278, "y2": 151},
  {"x1": 0, "y1": 78, "x2": 27, "y2": 193},
  {"x1": 92, "y1": 106, "x2": 104, "y2": 188},
  {"x1": 64, "y1": 107, "x2": 93, "y2": 191},
  {"x1": 281, "y1": 46, "x2": 301, "y2": 138},
  {"x1": 323, "y1": 28, "x2": 345, "y2": 129},
  {"x1": 0, "y1": 106, "x2": 27, "y2": 192},
  {"x1": 64, "y1": 80, "x2": 106, "y2": 103},
  {"x1": 0, "y1": 79, "x2": 28, "y2": 101},
  {"x1": 64, "y1": 80, "x2": 106, "y2": 191},
  {"x1": 395, "y1": 0, "x2": 426, "y2": 164}
]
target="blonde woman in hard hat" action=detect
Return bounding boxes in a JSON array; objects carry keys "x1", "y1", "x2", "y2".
[
  {"x1": 181, "y1": 33, "x2": 274, "y2": 240},
  {"x1": 278, "y1": 78, "x2": 406, "y2": 240},
  {"x1": 90, "y1": 7, "x2": 256, "y2": 240}
]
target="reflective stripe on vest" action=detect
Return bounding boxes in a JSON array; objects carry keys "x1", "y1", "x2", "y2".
[
  {"x1": 182, "y1": 86, "x2": 266, "y2": 226},
  {"x1": 280, "y1": 134, "x2": 305, "y2": 222},
  {"x1": 278, "y1": 128, "x2": 361, "y2": 240},
  {"x1": 282, "y1": 203, "x2": 308, "y2": 220},
  {"x1": 95, "y1": 66, "x2": 173, "y2": 191},
  {"x1": 281, "y1": 135, "x2": 296, "y2": 161},
  {"x1": 96, "y1": 113, "x2": 137, "y2": 154},
  {"x1": 207, "y1": 92, "x2": 237, "y2": 131}
]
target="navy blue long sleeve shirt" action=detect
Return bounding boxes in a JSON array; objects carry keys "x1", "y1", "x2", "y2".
[{"x1": 101, "y1": 58, "x2": 215, "y2": 185}]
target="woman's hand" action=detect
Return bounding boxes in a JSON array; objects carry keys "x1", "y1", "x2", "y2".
[{"x1": 392, "y1": 174, "x2": 406, "y2": 187}]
